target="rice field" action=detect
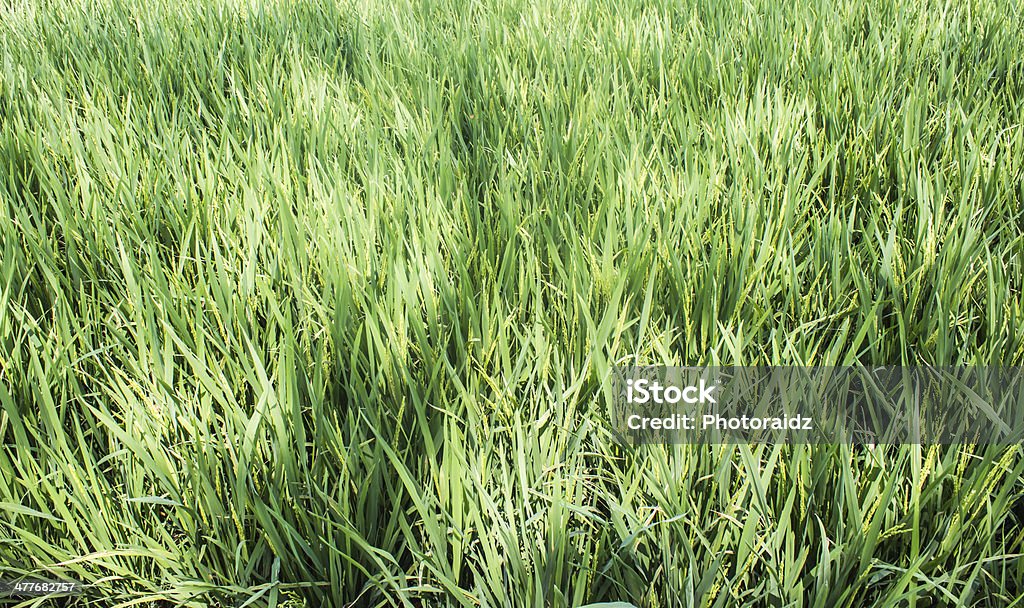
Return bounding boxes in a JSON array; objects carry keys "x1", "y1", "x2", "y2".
[{"x1": 1, "y1": 0, "x2": 1023, "y2": 605}]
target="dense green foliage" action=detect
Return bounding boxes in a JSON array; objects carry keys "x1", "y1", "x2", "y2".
[{"x1": 2, "y1": 0, "x2": 1024, "y2": 605}]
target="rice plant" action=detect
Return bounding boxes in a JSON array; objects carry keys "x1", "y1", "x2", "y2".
[{"x1": 1, "y1": 0, "x2": 1023, "y2": 605}]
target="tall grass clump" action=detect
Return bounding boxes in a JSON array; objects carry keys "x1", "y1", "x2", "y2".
[{"x1": 1, "y1": 0, "x2": 1023, "y2": 605}]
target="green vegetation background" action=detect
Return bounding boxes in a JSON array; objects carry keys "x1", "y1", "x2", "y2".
[{"x1": 1, "y1": 0, "x2": 1023, "y2": 605}]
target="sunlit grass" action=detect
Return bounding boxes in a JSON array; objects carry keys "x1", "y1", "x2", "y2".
[{"x1": 1, "y1": 0, "x2": 1023, "y2": 605}]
